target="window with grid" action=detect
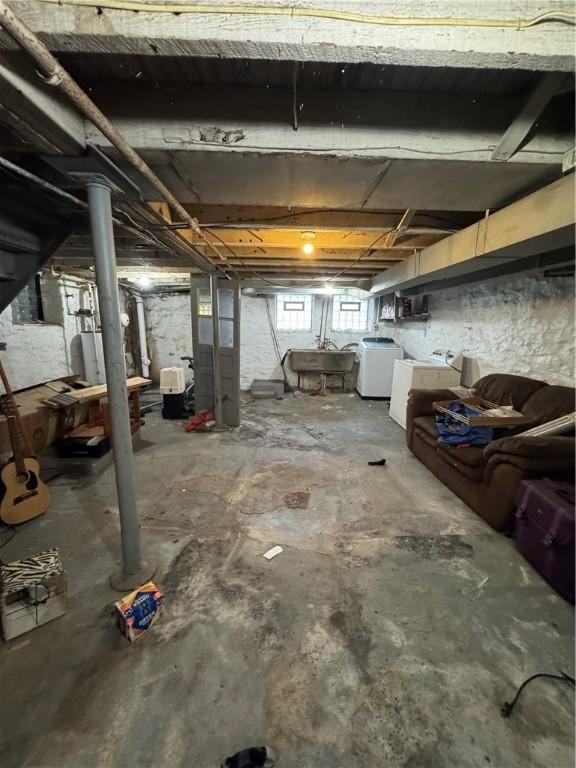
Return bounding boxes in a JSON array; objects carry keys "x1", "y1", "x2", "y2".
[
  {"x1": 331, "y1": 295, "x2": 369, "y2": 331},
  {"x1": 11, "y1": 275, "x2": 44, "y2": 323},
  {"x1": 275, "y1": 294, "x2": 312, "y2": 330}
]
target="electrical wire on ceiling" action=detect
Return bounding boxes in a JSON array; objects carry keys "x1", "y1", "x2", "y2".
[
  {"x1": 202, "y1": 226, "x2": 394, "y2": 289},
  {"x1": 195, "y1": 211, "x2": 459, "y2": 230},
  {"x1": 34, "y1": 1, "x2": 576, "y2": 28},
  {"x1": 114, "y1": 212, "x2": 457, "y2": 234},
  {"x1": 95, "y1": 209, "x2": 400, "y2": 286},
  {"x1": 106, "y1": 208, "x2": 410, "y2": 287},
  {"x1": 114, "y1": 208, "x2": 176, "y2": 251},
  {"x1": 114, "y1": 207, "x2": 241, "y2": 277},
  {"x1": 165, "y1": 141, "x2": 568, "y2": 157}
]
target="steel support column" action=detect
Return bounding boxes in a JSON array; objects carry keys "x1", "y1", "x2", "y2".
[{"x1": 86, "y1": 180, "x2": 154, "y2": 589}]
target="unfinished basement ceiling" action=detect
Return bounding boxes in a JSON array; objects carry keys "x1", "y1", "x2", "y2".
[
  {"x1": 55, "y1": 54, "x2": 572, "y2": 208},
  {"x1": 0, "y1": 4, "x2": 573, "y2": 285},
  {"x1": 50, "y1": 55, "x2": 545, "y2": 93}
]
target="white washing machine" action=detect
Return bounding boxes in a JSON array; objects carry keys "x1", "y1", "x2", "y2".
[
  {"x1": 389, "y1": 358, "x2": 461, "y2": 429},
  {"x1": 356, "y1": 337, "x2": 404, "y2": 398}
]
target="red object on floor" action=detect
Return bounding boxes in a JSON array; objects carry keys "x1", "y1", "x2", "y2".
[{"x1": 184, "y1": 409, "x2": 214, "y2": 432}]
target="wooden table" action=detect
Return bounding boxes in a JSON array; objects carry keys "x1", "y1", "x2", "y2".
[{"x1": 66, "y1": 377, "x2": 151, "y2": 439}]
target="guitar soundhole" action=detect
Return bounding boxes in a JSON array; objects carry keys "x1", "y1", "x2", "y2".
[
  {"x1": 17, "y1": 471, "x2": 39, "y2": 491},
  {"x1": 14, "y1": 472, "x2": 39, "y2": 504}
]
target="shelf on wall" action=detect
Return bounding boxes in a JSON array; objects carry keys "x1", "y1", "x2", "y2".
[
  {"x1": 377, "y1": 293, "x2": 429, "y2": 323},
  {"x1": 396, "y1": 314, "x2": 430, "y2": 322}
]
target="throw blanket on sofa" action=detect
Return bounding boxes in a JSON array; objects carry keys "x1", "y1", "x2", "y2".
[{"x1": 435, "y1": 400, "x2": 496, "y2": 446}]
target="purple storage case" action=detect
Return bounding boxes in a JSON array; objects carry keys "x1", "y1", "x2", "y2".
[{"x1": 515, "y1": 479, "x2": 575, "y2": 604}]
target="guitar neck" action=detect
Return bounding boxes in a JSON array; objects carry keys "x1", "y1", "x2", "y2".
[
  {"x1": 4, "y1": 411, "x2": 27, "y2": 477},
  {"x1": 0, "y1": 358, "x2": 32, "y2": 475}
]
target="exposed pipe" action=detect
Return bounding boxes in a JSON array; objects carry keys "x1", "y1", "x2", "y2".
[
  {"x1": 0, "y1": 1, "x2": 229, "y2": 276},
  {"x1": 134, "y1": 294, "x2": 150, "y2": 378},
  {"x1": 291, "y1": 61, "x2": 299, "y2": 132},
  {"x1": 87, "y1": 281, "x2": 102, "y2": 382}
]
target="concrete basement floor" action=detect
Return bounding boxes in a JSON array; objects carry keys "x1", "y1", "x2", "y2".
[{"x1": 0, "y1": 393, "x2": 574, "y2": 768}]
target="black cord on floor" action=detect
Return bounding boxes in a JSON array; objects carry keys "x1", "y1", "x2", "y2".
[{"x1": 501, "y1": 672, "x2": 576, "y2": 718}]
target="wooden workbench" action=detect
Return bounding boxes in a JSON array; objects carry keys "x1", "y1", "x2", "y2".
[
  {"x1": 69, "y1": 377, "x2": 151, "y2": 404},
  {"x1": 66, "y1": 377, "x2": 151, "y2": 439}
]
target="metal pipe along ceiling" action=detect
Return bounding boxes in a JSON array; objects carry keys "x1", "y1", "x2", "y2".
[{"x1": 0, "y1": 1, "x2": 230, "y2": 277}]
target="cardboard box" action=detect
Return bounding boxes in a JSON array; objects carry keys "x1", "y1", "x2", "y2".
[
  {"x1": 115, "y1": 581, "x2": 164, "y2": 641},
  {"x1": 1, "y1": 548, "x2": 67, "y2": 641}
]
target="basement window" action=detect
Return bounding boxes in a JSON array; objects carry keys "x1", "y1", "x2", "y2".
[
  {"x1": 275, "y1": 294, "x2": 312, "y2": 331},
  {"x1": 11, "y1": 275, "x2": 44, "y2": 324},
  {"x1": 198, "y1": 300, "x2": 212, "y2": 317},
  {"x1": 331, "y1": 295, "x2": 368, "y2": 332}
]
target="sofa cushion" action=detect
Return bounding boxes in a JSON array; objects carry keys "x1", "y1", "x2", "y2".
[
  {"x1": 437, "y1": 445, "x2": 485, "y2": 482},
  {"x1": 413, "y1": 417, "x2": 486, "y2": 482},
  {"x1": 439, "y1": 444, "x2": 485, "y2": 468},
  {"x1": 413, "y1": 415, "x2": 439, "y2": 441},
  {"x1": 522, "y1": 385, "x2": 576, "y2": 426},
  {"x1": 473, "y1": 374, "x2": 546, "y2": 410}
]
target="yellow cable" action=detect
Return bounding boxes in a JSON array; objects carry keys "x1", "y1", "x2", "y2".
[{"x1": 32, "y1": 1, "x2": 576, "y2": 29}]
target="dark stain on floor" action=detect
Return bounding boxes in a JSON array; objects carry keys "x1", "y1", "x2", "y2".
[
  {"x1": 394, "y1": 534, "x2": 474, "y2": 559},
  {"x1": 330, "y1": 598, "x2": 374, "y2": 684},
  {"x1": 284, "y1": 491, "x2": 310, "y2": 509}
]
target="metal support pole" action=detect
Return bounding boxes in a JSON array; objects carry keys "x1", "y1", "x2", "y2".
[
  {"x1": 86, "y1": 181, "x2": 154, "y2": 590},
  {"x1": 210, "y1": 275, "x2": 223, "y2": 427}
]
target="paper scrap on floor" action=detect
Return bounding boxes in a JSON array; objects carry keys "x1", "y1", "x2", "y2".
[{"x1": 262, "y1": 546, "x2": 283, "y2": 560}]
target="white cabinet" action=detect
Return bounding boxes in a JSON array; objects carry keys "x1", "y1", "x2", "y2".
[
  {"x1": 356, "y1": 338, "x2": 404, "y2": 398},
  {"x1": 389, "y1": 359, "x2": 461, "y2": 429}
]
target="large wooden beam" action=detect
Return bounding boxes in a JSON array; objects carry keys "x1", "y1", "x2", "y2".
[
  {"x1": 5, "y1": 1, "x2": 574, "y2": 71},
  {"x1": 81, "y1": 82, "x2": 570, "y2": 166},
  {"x1": 371, "y1": 174, "x2": 576, "y2": 294}
]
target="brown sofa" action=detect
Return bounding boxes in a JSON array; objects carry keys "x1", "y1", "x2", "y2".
[{"x1": 406, "y1": 374, "x2": 575, "y2": 531}]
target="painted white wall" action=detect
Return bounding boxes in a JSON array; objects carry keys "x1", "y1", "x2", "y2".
[
  {"x1": 385, "y1": 272, "x2": 574, "y2": 387},
  {"x1": 144, "y1": 293, "x2": 193, "y2": 382},
  {"x1": 144, "y1": 291, "x2": 378, "y2": 388},
  {"x1": 4, "y1": 270, "x2": 573, "y2": 395},
  {"x1": 144, "y1": 274, "x2": 574, "y2": 391},
  {"x1": 241, "y1": 293, "x2": 378, "y2": 389},
  {"x1": 1, "y1": 274, "x2": 131, "y2": 392}
]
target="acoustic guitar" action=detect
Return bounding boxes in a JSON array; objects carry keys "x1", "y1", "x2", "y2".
[{"x1": 0, "y1": 360, "x2": 51, "y2": 525}]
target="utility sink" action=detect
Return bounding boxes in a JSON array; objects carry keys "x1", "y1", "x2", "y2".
[{"x1": 288, "y1": 349, "x2": 356, "y2": 373}]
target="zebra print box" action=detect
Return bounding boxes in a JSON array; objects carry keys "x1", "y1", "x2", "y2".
[{"x1": 0, "y1": 548, "x2": 67, "y2": 641}]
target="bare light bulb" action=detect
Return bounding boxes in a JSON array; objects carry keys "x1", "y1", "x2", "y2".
[
  {"x1": 136, "y1": 275, "x2": 151, "y2": 288},
  {"x1": 302, "y1": 242, "x2": 314, "y2": 255}
]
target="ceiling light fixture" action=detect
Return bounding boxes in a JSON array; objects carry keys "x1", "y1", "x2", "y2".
[
  {"x1": 301, "y1": 230, "x2": 316, "y2": 256},
  {"x1": 135, "y1": 274, "x2": 152, "y2": 289}
]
